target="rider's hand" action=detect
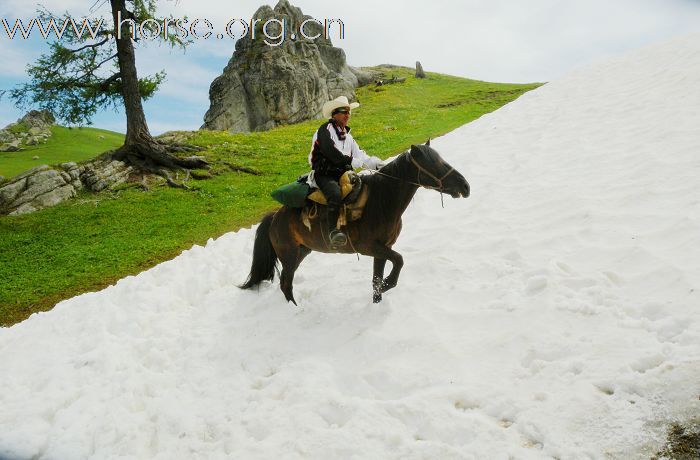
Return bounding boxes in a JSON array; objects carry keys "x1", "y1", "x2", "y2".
[
  {"x1": 347, "y1": 171, "x2": 359, "y2": 184},
  {"x1": 365, "y1": 156, "x2": 385, "y2": 170}
]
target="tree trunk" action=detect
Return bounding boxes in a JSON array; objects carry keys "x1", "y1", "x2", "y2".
[
  {"x1": 108, "y1": 0, "x2": 207, "y2": 185},
  {"x1": 110, "y1": 0, "x2": 153, "y2": 148}
]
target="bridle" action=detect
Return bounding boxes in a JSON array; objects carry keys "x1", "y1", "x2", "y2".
[
  {"x1": 371, "y1": 149, "x2": 456, "y2": 207},
  {"x1": 373, "y1": 150, "x2": 454, "y2": 189},
  {"x1": 406, "y1": 151, "x2": 455, "y2": 191}
]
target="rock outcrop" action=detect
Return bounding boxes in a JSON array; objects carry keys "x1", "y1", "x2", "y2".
[
  {"x1": 0, "y1": 163, "x2": 82, "y2": 216},
  {"x1": 0, "y1": 110, "x2": 54, "y2": 152},
  {"x1": 416, "y1": 61, "x2": 426, "y2": 79},
  {"x1": 0, "y1": 108, "x2": 138, "y2": 215},
  {"x1": 0, "y1": 159, "x2": 133, "y2": 216},
  {"x1": 202, "y1": 0, "x2": 373, "y2": 133}
]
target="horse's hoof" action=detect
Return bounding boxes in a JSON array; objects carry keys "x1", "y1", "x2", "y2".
[
  {"x1": 380, "y1": 279, "x2": 396, "y2": 293},
  {"x1": 373, "y1": 293, "x2": 382, "y2": 303}
]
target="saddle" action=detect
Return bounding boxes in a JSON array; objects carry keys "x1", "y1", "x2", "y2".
[
  {"x1": 307, "y1": 170, "x2": 362, "y2": 204},
  {"x1": 302, "y1": 171, "x2": 369, "y2": 231}
]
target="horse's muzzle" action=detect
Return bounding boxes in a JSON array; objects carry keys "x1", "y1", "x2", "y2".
[
  {"x1": 448, "y1": 176, "x2": 470, "y2": 198},
  {"x1": 460, "y1": 181, "x2": 470, "y2": 198}
]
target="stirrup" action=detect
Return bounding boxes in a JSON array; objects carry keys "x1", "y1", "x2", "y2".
[{"x1": 329, "y1": 229, "x2": 347, "y2": 248}]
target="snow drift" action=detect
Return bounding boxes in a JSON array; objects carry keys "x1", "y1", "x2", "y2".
[{"x1": 2, "y1": 33, "x2": 700, "y2": 459}]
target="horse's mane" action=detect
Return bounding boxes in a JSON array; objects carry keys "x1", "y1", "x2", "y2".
[{"x1": 360, "y1": 150, "x2": 417, "y2": 229}]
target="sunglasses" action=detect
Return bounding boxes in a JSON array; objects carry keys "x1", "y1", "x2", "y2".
[{"x1": 333, "y1": 108, "x2": 351, "y2": 115}]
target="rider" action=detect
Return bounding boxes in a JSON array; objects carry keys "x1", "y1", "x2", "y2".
[{"x1": 308, "y1": 96, "x2": 384, "y2": 247}]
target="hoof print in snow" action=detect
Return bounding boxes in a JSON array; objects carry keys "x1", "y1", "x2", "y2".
[
  {"x1": 595, "y1": 384, "x2": 615, "y2": 396},
  {"x1": 454, "y1": 399, "x2": 480, "y2": 412},
  {"x1": 525, "y1": 276, "x2": 548, "y2": 295}
]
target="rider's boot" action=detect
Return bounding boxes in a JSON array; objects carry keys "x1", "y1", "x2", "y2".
[{"x1": 327, "y1": 205, "x2": 347, "y2": 248}]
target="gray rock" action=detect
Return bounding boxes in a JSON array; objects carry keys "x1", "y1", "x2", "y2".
[
  {"x1": 3, "y1": 140, "x2": 22, "y2": 152},
  {"x1": 0, "y1": 110, "x2": 54, "y2": 152},
  {"x1": 156, "y1": 131, "x2": 194, "y2": 145},
  {"x1": 0, "y1": 130, "x2": 13, "y2": 143},
  {"x1": 9, "y1": 184, "x2": 75, "y2": 216},
  {"x1": 350, "y1": 67, "x2": 377, "y2": 86},
  {"x1": 0, "y1": 165, "x2": 73, "y2": 215},
  {"x1": 202, "y1": 0, "x2": 369, "y2": 133},
  {"x1": 18, "y1": 110, "x2": 55, "y2": 130},
  {"x1": 80, "y1": 159, "x2": 133, "y2": 192},
  {"x1": 0, "y1": 156, "x2": 134, "y2": 215},
  {"x1": 416, "y1": 61, "x2": 426, "y2": 78}
]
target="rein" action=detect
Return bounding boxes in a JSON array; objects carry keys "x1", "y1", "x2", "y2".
[{"x1": 370, "y1": 150, "x2": 455, "y2": 207}]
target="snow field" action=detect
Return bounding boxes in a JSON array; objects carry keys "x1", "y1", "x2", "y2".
[{"x1": 2, "y1": 33, "x2": 700, "y2": 459}]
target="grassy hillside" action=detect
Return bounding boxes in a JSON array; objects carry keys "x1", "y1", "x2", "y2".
[
  {"x1": 0, "y1": 126, "x2": 124, "y2": 178},
  {"x1": 0, "y1": 67, "x2": 542, "y2": 326}
]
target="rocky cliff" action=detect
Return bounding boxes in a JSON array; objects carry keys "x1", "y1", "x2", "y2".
[
  {"x1": 0, "y1": 110, "x2": 54, "y2": 152},
  {"x1": 201, "y1": 0, "x2": 372, "y2": 133}
]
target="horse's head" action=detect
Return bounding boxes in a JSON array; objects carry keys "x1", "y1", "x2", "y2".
[{"x1": 408, "y1": 143, "x2": 470, "y2": 198}]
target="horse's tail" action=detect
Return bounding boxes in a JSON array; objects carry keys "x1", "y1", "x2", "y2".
[{"x1": 239, "y1": 212, "x2": 278, "y2": 289}]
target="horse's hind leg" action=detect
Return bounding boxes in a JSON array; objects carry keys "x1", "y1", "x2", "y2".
[
  {"x1": 279, "y1": 246, "x2": 311, "y2": 306},
  {"x1": 373, "y1": 258, "x2": 387, "y2": 303}
]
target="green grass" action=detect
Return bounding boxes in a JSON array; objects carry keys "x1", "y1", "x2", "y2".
[
  {"x1": 0, "y1": 126, "x2": 124, "y2": 178},
  {"x1": 0, "y1": 67, "x2": 541, "y2": 326}
]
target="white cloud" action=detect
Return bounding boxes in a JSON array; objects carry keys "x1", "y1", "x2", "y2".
[
  {"x1": 136, "y1": 46, "x2": 220, "y2": 103},
  {"x1": 2, "y1": 0, "x2": 700, "y2": 132}
]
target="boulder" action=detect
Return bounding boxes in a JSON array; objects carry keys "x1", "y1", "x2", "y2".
[
  {"x1": 416, "y1": 61, "x2": 426, "y2": 78},
  {"x1": 0, "y1": 165, "x2": 78, "y2": 216},
  {"x1": 0, "y1": 110, "x2": 55, "y2": 152},
  {"x1": 79, "y1": 159, "x2": 133, "y2": 192},
  {"x1": 202, "y1": 0, "x2": 373, "y2": 133},
  {"x1": 0, "y1": 159, "x2": 129, "y2": 216},
  {"x1": 0, "y1": 140, "x2": 22, "y2": 152},
  {"x1": 0, "y1": 130, "x2": 13, "y2": 144},
  {"x1": 156, "y1": 131, "x2": 195, "y2": 145},
  {"x1": 19, "y1": 110, "x2": 55, "y2": 130}
]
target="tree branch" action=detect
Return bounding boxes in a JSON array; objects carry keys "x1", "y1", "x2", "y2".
[
  {"x1": 69, "y1": 38, "x2": 109, "y2": 53},
  {"x1": 92, "y1": 53, "x2": 118, "y2": 73},
  {"x1": 99, "y1": 72, "x2": 122, "y2": 90}
]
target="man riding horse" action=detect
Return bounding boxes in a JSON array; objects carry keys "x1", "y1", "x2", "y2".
[{"x1": 308, "y1": 96, "x2": 385, "y2": 248}]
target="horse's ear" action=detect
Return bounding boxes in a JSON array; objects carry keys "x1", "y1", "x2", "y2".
[{"x1": 425, "y1": 138, "x2": 431, "y2": 146}]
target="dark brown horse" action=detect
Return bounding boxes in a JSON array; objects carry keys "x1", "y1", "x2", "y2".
[{"x1": 240, "y1": 142, "x2": 470, "y2": 304}]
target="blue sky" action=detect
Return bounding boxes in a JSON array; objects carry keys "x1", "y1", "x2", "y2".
[{"x1": 1, "y1": 0, "x2": 700, "y2": 134}]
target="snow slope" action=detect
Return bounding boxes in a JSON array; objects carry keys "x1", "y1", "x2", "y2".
[{"x1": 2, "y1": 34, "x2": 700, "y2": 459}]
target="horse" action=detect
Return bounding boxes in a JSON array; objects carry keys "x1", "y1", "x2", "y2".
[{"x1": 240, "y1": 141, "x2": 470, "y2": 304}]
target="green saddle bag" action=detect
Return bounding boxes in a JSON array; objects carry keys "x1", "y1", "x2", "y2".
[{"x1": 271, "y1": 178, "x2": 310, "y2": 208}]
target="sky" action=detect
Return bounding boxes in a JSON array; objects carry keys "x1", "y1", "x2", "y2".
[{"x1": 1, "y1": 0, "x2": 700, "y2": 134}]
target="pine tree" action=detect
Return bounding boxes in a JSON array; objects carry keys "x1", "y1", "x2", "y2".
[{"x1": 5, "y1": 0, "x2": 208, "y2": 187}]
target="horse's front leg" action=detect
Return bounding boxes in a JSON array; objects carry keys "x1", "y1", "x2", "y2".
[
  {"x1": 381, "y1": 249, "x2": 403, "y2": 293},
  {"x1": 371, "y1": 242, "x2": 404, "y2": 295},
  {"x1": 373, "y1": 257, "x2": 387, "y2": 303}
]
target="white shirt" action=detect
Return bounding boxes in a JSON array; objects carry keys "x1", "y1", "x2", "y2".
[{"x1": 308, "y1": 123, "x2": 372, "y2": 170}]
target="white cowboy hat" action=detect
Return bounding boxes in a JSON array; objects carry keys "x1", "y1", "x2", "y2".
[{"x1": 322, "y1": 96, "x2": 360, "y2": 119}]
